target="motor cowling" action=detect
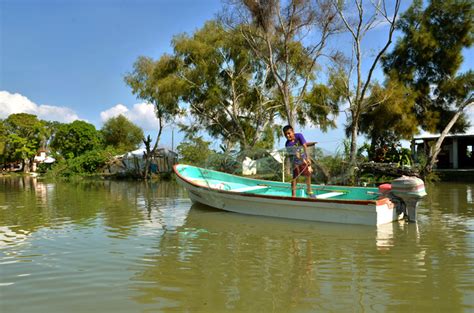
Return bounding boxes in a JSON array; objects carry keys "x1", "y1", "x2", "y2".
[{"x1": 390, "y1": 176, "x2": 427, "y2": 222}]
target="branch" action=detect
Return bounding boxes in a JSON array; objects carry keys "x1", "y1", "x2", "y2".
[{"x1": 359, "y1": 0, "x2": 400, "y2": 107}]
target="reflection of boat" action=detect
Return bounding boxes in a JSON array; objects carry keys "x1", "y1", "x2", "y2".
[
  {"x1": 174, "y1": 164, "x2": 427, "y2": 226},
  {"x1": 186, "y1": 203, "x2": 371, "y2": 235},
  {"x1": 184, "y1": 204, "x2": 406, "y2": 250}
]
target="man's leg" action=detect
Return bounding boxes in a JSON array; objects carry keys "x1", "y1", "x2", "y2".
[
  {"x1": 291, "y1": 179, "x2": 296, "y2": 197},
  {"x1": 306, "y1": 175, "x2": 312, "y2": 195}
]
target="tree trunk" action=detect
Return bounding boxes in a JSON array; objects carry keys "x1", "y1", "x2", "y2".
[
  {"x1": 349, "y1": 128, "x2": 357, "y2": 166},
  {"x1": 143, "y1": 118, "x2": 163, "y2": 180},
  {"x1": 424, "y1": 102, "x2": 473, "y2": 175},
  {"x1": 22, "y1": 158, "x2": 30, "y2": 173},
  {"x1": 349, "y1": 118, "x2": 359, "y2": 167}
]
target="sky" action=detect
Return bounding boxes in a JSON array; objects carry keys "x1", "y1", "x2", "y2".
[{"x1": 1, "y1": 0, "x2": 473, "y2": 154}]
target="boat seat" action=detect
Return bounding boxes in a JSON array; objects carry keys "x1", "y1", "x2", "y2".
[
  {"x1": 315, "y1": 192, "x2": 344, "y2": 199},
  {"x1": 230, "y1": 185, "x2": 269, "y2": 193}
]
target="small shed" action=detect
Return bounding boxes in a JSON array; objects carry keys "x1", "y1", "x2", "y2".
[
  {"x1": 110, "y1": 147, "x2": 178, "y2": 175},
  {"x1": 412, "y1": 131, "x2": 474, "y2": 169}
]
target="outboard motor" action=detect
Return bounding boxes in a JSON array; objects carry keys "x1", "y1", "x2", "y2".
[{"x1": 389, "y1": 176, "x2": 427, "y2": 222}]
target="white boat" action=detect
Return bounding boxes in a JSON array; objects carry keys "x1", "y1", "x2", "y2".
[{"x1": 173, "y1": 164, "x2": 427, "y2": 226}]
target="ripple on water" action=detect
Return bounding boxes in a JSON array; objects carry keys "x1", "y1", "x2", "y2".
[{"x1": 1, "y1": 179, "x2": 474, "y2": 312}]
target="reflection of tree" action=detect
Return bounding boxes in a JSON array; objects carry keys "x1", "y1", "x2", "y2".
[
  {"x1": 2, "y1": 177, "x2": 472, "y2": 311},
  {"x1": 360, "y1": 182, "x2": 472, "y2": 312},
  {"x1": 130, "y1": 206, "x2": 397, "y2": 312},
  {"x1": 0, "y1": 177, "x2": 185, "y2": 240},
  {"x1": 130, "y1": 199, "x2": 473, "y2": 312},
  {"x1": 0, "y1": 176, "x2": 51, "y2": 233},
  {"x1": 383, "y1": 182, "x2": 473, "y2": 312}
]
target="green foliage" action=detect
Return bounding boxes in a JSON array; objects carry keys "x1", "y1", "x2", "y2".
[
  {"x1": 313, "y1": 151, "x2": 349, "y2": 185},
  {"x1": 46, "y1": 147, "x2": 117, "y2": 177},
  {"x1": 37, "y1": 120, "x2": 62, "y2": 150},
  {"x1": 172, "y1": 21, "x2": 278, "y2": 150},
  {"x1": 6, "y1": 133, "x2": 39, "y2": 162},
  {"x1": 250, "y1": 126, "x2": 276, "y2": 151},
  {"x1": 101, "y1": 115, "x2": 144, "y2": 153},
  {"x1": 383, "y1": 0, "x2": 473, "y2": 133},
  {"x1": 236, "y1": 0, "x2": 340, "y2": 128},
  {"x1": 125, "y1": 55, "x2": 182, "y2": 124},
  {"x1": 0, "y1": 120, "x2": 6, "y2": 162},
  {"x1": 67, "y1": 149, "x2": 112, "y2": 173},
  {"x1": 125, "y1": 54, "x2": 183, "y2": 178},
  {"x1": 51, "y1": 120, "x2": 103, "y2": 159},
  {"x1": 359, "y1": 81, "x2": 419, "y2": 157},
  {"x1": 2, "y1": 113, "x2": 44, "y2": 166},
  {"x1": 36, "y1": 162, "x2": 52, "y2": 173},
  {"x1": 177, "y1": 136, "x2": 212, "y2": 167},
  {"x1": 300, "y1": 69, "x2": 347, "y2": 131},
  {"x1": 360, "y1": 81, "x2": 418, "y2": 141},
  {"x1": 207, "y1": 150, "x2": 240, "y2": 174}
]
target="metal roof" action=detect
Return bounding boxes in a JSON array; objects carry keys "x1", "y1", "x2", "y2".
[{"x1": 413, "y1": 126, "x2": 474, "y2": 140}]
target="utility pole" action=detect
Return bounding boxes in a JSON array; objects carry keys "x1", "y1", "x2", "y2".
[{"x1": 171, "y1": 127, "x2": 174, "y2": 151}]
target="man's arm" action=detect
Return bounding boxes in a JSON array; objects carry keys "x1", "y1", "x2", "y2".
[{"x1": 302, "y1": 143, "x2": 311, "y2": 164}]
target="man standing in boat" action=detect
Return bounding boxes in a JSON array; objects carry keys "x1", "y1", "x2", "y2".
[{"x1": 283, "y1": 125, "x2": 314, "y2": 198}]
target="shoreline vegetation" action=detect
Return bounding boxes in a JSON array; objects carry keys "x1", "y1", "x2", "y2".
[{"x1": 1, "y1": 1, "x2": 472, "y2": 184}]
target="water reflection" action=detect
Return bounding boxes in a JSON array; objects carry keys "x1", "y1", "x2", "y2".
[
  {"x1": 1, "y1": 178, "x2": 473, "y2": 312},
  {"x1": 130, "y1": 205, "x2": 428, "y2": 312},
  {"x1": 466, "y1": 185, "x2": 473, "y2": 205},
  {"x1": 0, "y1": 177, "x2": 187, "y2": 246},
  {"x1": 423, "y1": 182, "x2": 474, "y2": 217}
]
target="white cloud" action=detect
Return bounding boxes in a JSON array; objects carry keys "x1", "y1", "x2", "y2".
[
  {"x1": 101, "y1": 103, "x2": 190, "y2": 131},
  {"x1": 100, "y1": 102, "x2": 159, "y2": 131},
  {"x1": 0, "y1": 91, "x2": 80, "y2": 123},
  {"x1": 100, "y1": 104, "x2": 129, "y2": 121},
  {"x1": 467, "y1": 105, "x2": 474, "y2": 133},
  {"x1": 127, "y1": 103, "x2": 159, "y2": 130}
]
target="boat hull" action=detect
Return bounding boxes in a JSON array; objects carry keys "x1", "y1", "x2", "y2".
[{"x1": 174, "y1": 165, "x2": 403, "y2": 226}]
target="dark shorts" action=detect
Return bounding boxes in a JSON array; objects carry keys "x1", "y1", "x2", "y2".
[{"x1": 293, "y1": 163, "x2": 311, "y2": 178}]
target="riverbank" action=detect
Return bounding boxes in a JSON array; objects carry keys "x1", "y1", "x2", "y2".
[
  {"x1": 435, "y1": 169, "x2": 474, "y2": 182},
  {"x1": 0, "y1": 171, "x2": 174, "y2": 182}
]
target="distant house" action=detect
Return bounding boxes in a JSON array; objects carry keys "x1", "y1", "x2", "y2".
[
  {"x1": 32, "y1": 149, "x2": 56, "y2": 172},
  {"x1": 412, "y1": 131, "x2": 474, "y2": 169}
]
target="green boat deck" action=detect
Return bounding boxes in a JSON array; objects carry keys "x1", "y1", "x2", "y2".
[{"x1": 176, "y1": 164, "x2": 380, "y2": 201}]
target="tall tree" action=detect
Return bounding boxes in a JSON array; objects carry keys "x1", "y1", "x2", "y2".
[
  {"x1": 225, "y1": 0, "x2": 341, "y2": 128},
  {"x1": 51, "y1": 120, "x2": 102, "y2": 158},
  {"x1": 172, "y1": 21, "x2": 278, "y2": 151},
  {"x1": 125, "y1": 55, "x2": 182, "y2": 178},
  {"x1": 0, "y1": 120, "x2": 6, "y2": 164},
  {"x1": 3, "y1": 113, "x2": 44, "y2": 172},
  {"x1": 383, "y1": 0, "x2": 473, "y2": 174},
  {"x1": 39, "y1": 120, "x2": 63, "y2": 150},
  {"x1": 359, "y1": 80, "x2": 419, "y2": 159},
  {"x1": 329, "y1": 0, "x2": 401, "y2": 171},
  {"x1": 101, "y1": 114, "x2": 144, "y2": 153}
]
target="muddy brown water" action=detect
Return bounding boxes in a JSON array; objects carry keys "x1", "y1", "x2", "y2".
[{"x1": 1, "y1": 177, "x2": 473, "y2": 312}]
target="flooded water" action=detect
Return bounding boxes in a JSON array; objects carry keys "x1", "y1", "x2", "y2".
[{"x1": 1, "y1": 177, "x2": 473, "y2": 312}]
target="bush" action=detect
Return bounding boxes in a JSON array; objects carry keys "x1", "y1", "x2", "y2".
[{"x1": 45, "y1": 147, "x2": 117, "y2": 177}]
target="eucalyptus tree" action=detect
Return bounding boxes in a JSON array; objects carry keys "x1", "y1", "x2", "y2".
[
  {"x1": 224, "y1": 0, "x2": 341, "y2": 128},
  {"x1": 172, "y1": 21, "x2": 278, "y2": 152},
  {"x1": 124, "y1": 55, "x2": 183, "y2": 178},
  {"x1": 325, "y1": 0, "x2": 401, "y2": 170},
  {"x1": 358, "y1": 80, "x2": 419, "y2": 159},
  {"x1": 383, "y1": 0, "x2": 473, "y2": 174}
]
